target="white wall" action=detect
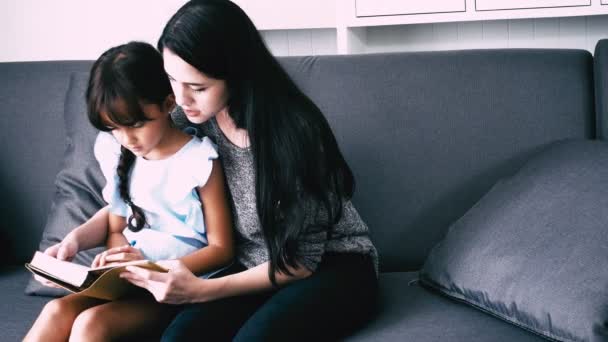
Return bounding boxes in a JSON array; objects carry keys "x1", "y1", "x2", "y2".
[
  {"x1": 2, "y1": 0, "x2": 187, "y2": 62},
  {"x1": 261, "y1": 29, "x2": 338, "y2": 57},
  {"x1": 363, "y1": 15, "x2": 608, "y2": 54},
  {"x1": 2, "y1": 1, "x2": 607, "y2": 62},
  {"x1": 262, "y1": 15, "x2": 608, "y2": 57}
]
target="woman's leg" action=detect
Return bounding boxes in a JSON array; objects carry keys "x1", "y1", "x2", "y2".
[
  {"x1": 161, "y1": 291, "x2": 271, "y2": 342},
  {"x1": 69, "y1": 295, "x2": 180, "y2": 342},
  {"x1": 234, "y1": 253, "x2": 378, "y2": 341},
  {"x1": 161, "y1": 263, "x2": 273, "y2": 342},
  {"x1": 24, "y1": 294, "x2": 104, "y2": 342}
]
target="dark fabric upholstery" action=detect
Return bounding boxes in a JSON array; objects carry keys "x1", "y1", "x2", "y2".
[
  {"x1": 594, "y1": 39, "x2": 608, "y2": 139},
  {"x1": 0, "y1": 268, "x2": 51, "y2": 341},
  {"x1": 24, "y1": 72, "x2": 106, "y2": 296},
  {"x1": 1, "y1": 268, "x2": 546, "y2": 342},
  {"x1": 345, "y1": 272, "x2": 545, "y2": 341},
  {"x1": 0, "y1": 46, "x2": 598, "y2": 340},
  {"x1": 420, "y1": 140, "x2": 608, "y2": 341},
  {"x1": 1, "y1": 52, "x2": 596, "y2": 272},
  {"x1": 280, "y1": 49, "x2": 594, "y2": 271},
  {"x1": 0, "y1": 61, "x2": 92, "y2": 265}
]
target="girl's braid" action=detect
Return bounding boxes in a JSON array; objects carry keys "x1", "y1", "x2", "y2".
[{"x1": 117, "y1": 146, "x2": 147, "y2": 231}]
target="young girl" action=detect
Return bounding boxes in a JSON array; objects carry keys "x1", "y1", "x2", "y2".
[{"x1": 24, "y1": 41, "x2": 233, "y2": 341}]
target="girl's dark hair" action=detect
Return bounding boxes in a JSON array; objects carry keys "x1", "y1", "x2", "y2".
[
  {"x1": 159, "y1": 0, "x2": 355, "y2": 284},
  {"x1": 86, "y1": 41, "x2": 172, "y2": 232}
]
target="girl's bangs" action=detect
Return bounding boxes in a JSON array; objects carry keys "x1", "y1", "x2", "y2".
[
  {"x1": 92, "y1": 89, "x2": 150, "y2": 131},
  {"x1": 104, "y1": 94, "x2": 149, "y2": 127}
]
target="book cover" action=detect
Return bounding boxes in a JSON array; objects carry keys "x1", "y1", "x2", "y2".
[{"x1": 25, "y1": 251, "x2": 167, "y2": 301}]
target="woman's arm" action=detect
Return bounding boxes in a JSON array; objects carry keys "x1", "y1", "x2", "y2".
[
  {"x1": 120, "y1": 259, "x2": 311, "y2": 304},
  {"x1": 179, "y1": 159, "x2": 234, "y2": 275},
  {"x1": 197, "y1": 260, "x2": 311, "y2": 301}
]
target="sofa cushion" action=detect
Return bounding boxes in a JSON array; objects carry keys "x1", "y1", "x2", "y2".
[
  {"x1": 419, "y1": 140, "x2": 608, "y2": 341},
  {"x1": 346, "y1": 272, "x2": 543, "y2": 341},
  {"x1": 5, "y1": 267, "x2": 544, "y2": 342},
  {"x1": 25, "y1": 72, "x2": 106, "y2": 296},
  {"x1": 1, "y1": 267, "x2": 52, "y2": 340}
]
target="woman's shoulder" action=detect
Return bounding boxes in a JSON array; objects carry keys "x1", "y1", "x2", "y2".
[{"x1": 175, "y1": 135, "x2": 219, "y2": 187}]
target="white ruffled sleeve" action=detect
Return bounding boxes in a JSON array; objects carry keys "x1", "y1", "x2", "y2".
[
  {"x1": 93, "y1": 132, "x2": 129, "y2": 217},
  {"x1": 189, "y1": 137, "x2": 219, "y2": 188}
]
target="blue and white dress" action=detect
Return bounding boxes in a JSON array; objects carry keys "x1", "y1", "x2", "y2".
[{"x1": 94, "y1": 131, "x2": 218, "y2": 262}]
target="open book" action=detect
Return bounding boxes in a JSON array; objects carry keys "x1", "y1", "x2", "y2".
[{"x1": 25, "y1": 251, "x2": 167, "y2": 301}]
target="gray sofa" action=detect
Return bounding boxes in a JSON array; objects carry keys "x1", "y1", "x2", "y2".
[{"x1": 2, "y1": 38, "x2": 607, "y2": 341}]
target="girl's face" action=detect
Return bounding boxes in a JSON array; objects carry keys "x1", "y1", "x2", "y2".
[
  {"x1": 103, "y1": 98, "x2": 175, "y2": 160},
  {"x1": 162, "y1": 48, "x2": 229, "y2": 124}
]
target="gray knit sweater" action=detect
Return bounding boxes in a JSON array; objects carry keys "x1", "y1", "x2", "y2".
[{"x1": 173, "y1": 110, "x2": 379, "y2": 273}]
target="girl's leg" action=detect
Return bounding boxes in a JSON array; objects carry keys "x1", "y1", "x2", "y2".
[
  {"x1": 24, "y1": 294, "x2": 104, "y2": 342},
  {"x1": 234, "y1": 253, "x2": 378, "y2": 341},
  {"x1": 69, "y1": 296, "x2": 180, "y2": 342}
]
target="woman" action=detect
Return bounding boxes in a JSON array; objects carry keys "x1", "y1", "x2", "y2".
[{"x1": 121, "y1": 0, "x2": 379, "y2": 340}]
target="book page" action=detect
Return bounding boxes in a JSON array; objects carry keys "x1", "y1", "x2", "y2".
[{"x1": 29, "y1": 251, "x2": 90, "y2": 287}]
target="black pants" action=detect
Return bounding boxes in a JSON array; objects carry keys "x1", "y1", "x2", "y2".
[{"x1": 161, "y1": 253, "x2": 378, "y2": 342}]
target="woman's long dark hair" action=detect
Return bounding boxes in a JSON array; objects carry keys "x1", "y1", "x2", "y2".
[
  {"x1": 86, "y1": 41, "x2": 173, "y2": 232},
  {"x1": 159, "y1": 0, "x2": 354, "y2": 284}
]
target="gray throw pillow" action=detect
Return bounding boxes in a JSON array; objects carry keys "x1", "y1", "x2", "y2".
[
  {"x1": 420, "y1": 140, "x2": 608, "y2": 342},
  {"x1": 25, "y1": 72, "x2": 106, "y2": 296}
]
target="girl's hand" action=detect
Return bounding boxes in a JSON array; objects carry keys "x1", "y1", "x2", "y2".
[
  {"x1": 91, "y1": 244, "x2": 144, "y2": 268},
  {"x1": 33, "y1": 274, "x2": 64, "y2": 288},
  {"x1": 120, "y1": 259, "x2": 206, "y2": 304},
  {"x1": 35, "y1": 238, "x2": 80, "y2": 288},
  {"x1": 44, "y1": 237, "x2": 79, "y2": 261}
]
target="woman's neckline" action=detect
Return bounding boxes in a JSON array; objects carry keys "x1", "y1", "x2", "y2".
[{"x1": 211, "y1": 116, "x2": 251, "y2": 152}]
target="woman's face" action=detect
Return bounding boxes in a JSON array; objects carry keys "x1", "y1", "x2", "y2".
[{"x1": 162, "y1": 48, "x2": 229, "y2": 124}]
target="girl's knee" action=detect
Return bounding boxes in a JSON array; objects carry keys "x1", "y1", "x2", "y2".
[
  {"x1": 26, "y1": 298, "x2": 79, "y2": 342},
  {"x1": 42, "y1": 297, "x2": 73, "y2": 319},
  {"x1": 70, "y1": 308, "x2": 109, "y2": 342}
]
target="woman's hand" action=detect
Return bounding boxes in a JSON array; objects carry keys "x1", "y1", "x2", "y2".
[
  {"x1": 119, "y1": 259, "x2": 207, "y2": 304},
  {"x1": 122, "y1": 260, "x2": 312, "y2": 304},
  {"x1": 91, "y1": 244, "x2": 144, "y2": 268}
]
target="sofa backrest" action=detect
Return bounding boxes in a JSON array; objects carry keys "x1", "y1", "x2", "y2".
[
  {"x1": 0, "y1": 49, "x2": 596, "y2": 271},
  {"x1": 280, "y1": 49, "x2": 595, "y2": 271},
  {"x1": 0, "y1": 61, "x2": 92, "y2": 265},
  {"x1": 595, "y1": 39, "x2": 608, "y2": 139}
]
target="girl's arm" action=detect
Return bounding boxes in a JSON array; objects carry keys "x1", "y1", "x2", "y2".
[
  {"x1": 36, "y1": 206, "x2": 111, "y2": 287},
  {"x1": 93, "y1": 212, "x2": 139, "y2": 267},
  {"x1": 105, "y1": 213, "x2": 128, "y2": 248},
  {"x1": 121, "y1": 259, "x2": 311, "y2": 304},
  {"x1": 179, "y1": 159, "x2": 234, "y2": 275},
  {"x1": 44, "y1": 206, "x2": 110, "y2": 260}
]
